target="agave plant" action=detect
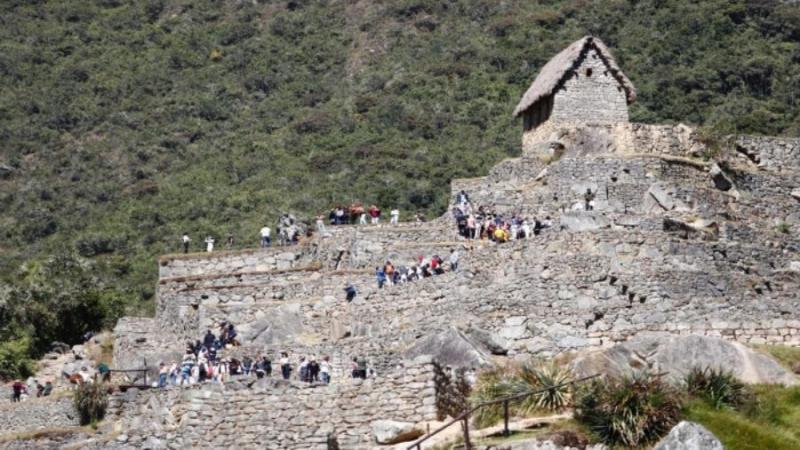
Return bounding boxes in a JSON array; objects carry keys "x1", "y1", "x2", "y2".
[
  {"x1": 469, "y1": 365, "x2": 520, "y2": 428},
  {"x1": 517, "y1": 362, "x2": 574, "y2": 413},
  {"x1": 685, "y1": 366, "x2": 748, "y2": 409},
  {"x1": 575, "y1": 372, "x2": 681, "y2": 447}
]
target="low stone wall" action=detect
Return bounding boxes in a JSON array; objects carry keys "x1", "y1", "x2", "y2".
[
  {"x1": 158, "y1": 246, "x2": 312, "y2": 279},
  {"x1": 0, "y1": 396, "x2": 78, "y2": 437},
  {"x1": 587, "y1": 319, "x2": 800, "y2": 348},
  {"x1": 735, "y1": 135, "x2": 800, "y2": 172},
  {"x1": 522, "y1": 122, "x2": 707, "y2": 158},
  {"x1": 106, "y1": 356, "x2": 438, "y2": 449}
]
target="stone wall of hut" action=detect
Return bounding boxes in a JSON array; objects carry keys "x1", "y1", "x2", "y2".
[{"x1": 550, "y1": 47, "x2": 629, "y2": 125}]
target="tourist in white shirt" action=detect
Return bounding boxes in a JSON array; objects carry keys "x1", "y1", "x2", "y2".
[{"x1": 260, "y1": 225, "x2": 271, "y2": 247}]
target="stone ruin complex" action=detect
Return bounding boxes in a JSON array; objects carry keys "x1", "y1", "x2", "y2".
[{"x1": 3, "y1": 36, "x2": 799, "y2": 449}]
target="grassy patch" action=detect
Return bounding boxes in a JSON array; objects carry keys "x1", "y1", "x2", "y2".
[
  {"x1": 755, "y1": 345, "x2": 800, "y2": 372},
  {"x1": 685, "y1": 385, "x2": 800, "y2": 450}
]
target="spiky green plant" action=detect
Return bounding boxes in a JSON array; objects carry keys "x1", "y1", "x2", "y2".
[
  {"x1": 517, "y1": 363, "x2": 574, "y2": 413},
  {"x1": 575, "y1": 372, "x2": 681, "y2": 447},
  {"x1": 469, "y1": 366, "x2": 519, "y2": 428},
  {"x1": 470, "y1": 362, "x2": 576, "y2": 428},
  {"x1": 685, "y1": 366, "x2": 749, "y2": 410},
  {"x1": 532, "y1": 364, "x2": 574, "y2": 411}
]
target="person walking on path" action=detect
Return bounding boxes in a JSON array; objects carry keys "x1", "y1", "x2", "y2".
[
  {"x1": 376, "y1": 267, "x2": 387, "y2": 289},
  {"x1": 584, "y1": 188, "x2": 595, "y2": 211},
  {"x1": 11, "y1": 380, "x2": 25, "y2": 402},
  {"x1": 316, "y1": 215, "x2": 326, "y2": 234},
  {"x1": 369, "y1": 205, "x2": 381, "y2": 224},
  {"x1": 280, "y1": 352, "x2": 291, "y2": 380},
  {"x1": 449, "y1": 248, "x2": 460, "y2": 271},
  {"x1": 182, "y1": 233, "x2": 191, "y2": 253},
  {"x1": 320, "y1": 356, "x2": 331, "y2": 384},
  {"x1": 260, "y1": 225, "x2": 271, "y2": 247},
  {"x1": 344, "y1": 283, "x2": 357, "y2": 302},
  {"x1": 204, "y1": 236, "x2": 215, "y2": 252},
  {"x1": 457, "y1": 190, "x2": 470, "y2": 207},
  {"x1": 390, "y1": 208, "x2": 399, "y2": 225}
]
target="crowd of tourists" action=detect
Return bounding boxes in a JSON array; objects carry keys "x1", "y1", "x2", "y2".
[
  {"x1": 160, "y1": 322, "x2": 373, "y2": 387},
  {"x1": 323, "y1": 204, "x2": 400, "y2": 227},
  {"x1": 342, "y1": 250, "x2": 460, "y2": 302},
  {"x1": 451, "y1": 190, "x2": 553, "y2": 242},
  {"x1": 374, "y1": 250, "x2": 459, "y2": 289}
]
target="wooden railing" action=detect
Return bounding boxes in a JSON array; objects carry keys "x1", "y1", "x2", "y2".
[{"x1": 406, "y1": 374, "x2": 601, "y2": 450}]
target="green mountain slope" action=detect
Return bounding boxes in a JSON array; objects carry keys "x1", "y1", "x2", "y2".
[{"x1": 1, "y1": 0, "x2": 799, "y2": 374}]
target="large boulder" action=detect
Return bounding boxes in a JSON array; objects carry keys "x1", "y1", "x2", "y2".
[
  {"x1": 404, "y1": 328, "x2": 492, "y2": 368},
  {"x1": 370, "y1": 420, "x2": 423, "y2": 445},
  {"x1": 652, "y1": 421, "x2": 723, "y2": 450},
  {"x1": 465, "y1": 326, "x2": 509, "y2": 355},
  {"x1": 572, "y1": 334, "x2": 798, "y2": 385}
]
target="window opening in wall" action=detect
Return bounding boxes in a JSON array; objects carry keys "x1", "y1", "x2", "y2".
[{"x1": 585, "y1": 68, "x2": 593, "y2": 77}]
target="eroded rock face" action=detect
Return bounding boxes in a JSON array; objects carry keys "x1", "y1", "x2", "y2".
[
  {"x1": 404, "y1": 328, "x2": 492, "y2": 368},
  {"x1": 237, "y1": 303, "x2": 305, "y2": 345},
  {"x1": 572, "y1": 334, "x2": 798, "y2": 385},
  {"x1": 466, "y1": 326, "x2": 509, "y2": 355},
  {"x1": 652, "y1": 421, "x2": 723, "y2": 450}
]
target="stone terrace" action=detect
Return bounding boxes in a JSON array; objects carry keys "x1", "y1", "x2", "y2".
[{"x1": 108, "y1": 122, "x2": 800, "y2": 448}]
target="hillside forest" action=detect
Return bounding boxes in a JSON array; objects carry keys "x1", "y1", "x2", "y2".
[{"x1": 1, "y1": 0, "x2": 799, "y2": 377}]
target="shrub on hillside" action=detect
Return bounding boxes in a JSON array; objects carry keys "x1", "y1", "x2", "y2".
[
  {"x1": 517, "y1": 363, "x2": 573, "y2": 412},
  {"x1": 74, "y1": 382, "x2": 109, "y2": 425},
  {"x1": 470, "y1": 366, "x2": 517, "y2": 428},
  {"x1": 575, "y1": 372, "x2": 681, "y2": 447},
  {"x1": 685, "y1": 366, "x2": 749, "y2": 410},
  {"x1": 0, "y1": 338, "x2": 36, "y2": 380},
  {"x1": 470, "y1": 362, "x2": 575, "y2": 428}
]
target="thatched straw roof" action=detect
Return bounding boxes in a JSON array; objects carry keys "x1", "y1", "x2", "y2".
[{"x1": 512, "y1": 36, "x2": 636, "y2": 117}]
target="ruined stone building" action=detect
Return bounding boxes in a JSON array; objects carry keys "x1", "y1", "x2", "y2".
[
  {"x1": 513, "y1": 36, "x2": 643, "y2": 158},
  {"x1": 5, "y1": 37, "x2": 798, "y2": 449},
  {"x1": 514, "y1": 37, "x2": 636, "y2": 134}
]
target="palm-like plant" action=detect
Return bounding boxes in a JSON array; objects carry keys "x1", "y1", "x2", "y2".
[
  {"x1": 575, "y1": 372, "x2": 681, "y2": 447},
  {"x1": 517, "y1": 363, "x2": 573, "y2": 413},
  {"x1": 685, "y1": 366, "x2": 748, "y2": 409}
]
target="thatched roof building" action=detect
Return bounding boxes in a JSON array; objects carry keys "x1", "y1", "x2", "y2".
[{"x1": 514, "y1": 36, "x2": 636, "y2": 132}]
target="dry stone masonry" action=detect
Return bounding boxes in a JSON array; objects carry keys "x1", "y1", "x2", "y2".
[{"x1": 103, "y1": 356, "x2": 437, "y2": 449}]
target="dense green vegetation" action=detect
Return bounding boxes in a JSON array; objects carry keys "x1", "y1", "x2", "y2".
[{"x1": 1, "y1": 0, "x2": 799, "y2": 375}]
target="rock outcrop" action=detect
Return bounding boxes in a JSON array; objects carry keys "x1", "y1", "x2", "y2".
[
  {"x1": 370, "y1": 420, "x2": 423, "y2": 445},
  {"x1": 652, "y1": 421, "x2": 724, "y2": 450},
  {"x1": 572, "y1": 335, "x2": 798, "y2": 385}
]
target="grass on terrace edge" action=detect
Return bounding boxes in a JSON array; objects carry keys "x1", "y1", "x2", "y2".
[
  {"x1": 685, "y1": 345, "x2": 800, "y2": 450},
  {"x1": 755, "y1": 345, "x2": 800, "y2": 372}
]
